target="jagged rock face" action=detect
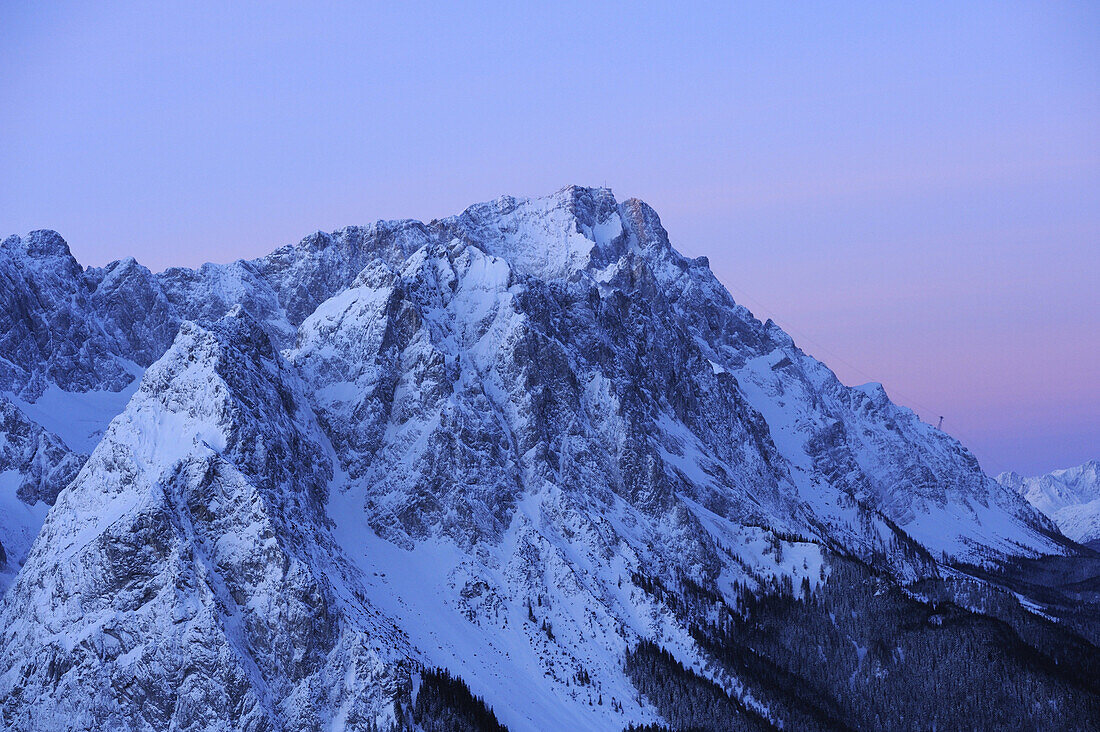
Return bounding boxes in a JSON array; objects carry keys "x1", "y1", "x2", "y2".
[
  {"x1": 154, "y1": 222, "x2": 435, "y2": 353},
  {"x1": 0, "y1": 396, "x2": 82, "y2": 576},
  {"x1": 288, "y1": 202, "x2": 798, "y2": 572},
  {"x1": 0, "y1": 186, "x2": 1070, "y2": 730},
  {"x1": 999, "y1": 461, "x2": 1100, "y2": 544},
  {"x1": 0, "y1": 396, "x2": 85, "y2": 507},
  {"x1": 86, "y1": 257, "x2": 181, "y2": 368},
  {"x1": 0, "y1": 231, "x2": 186, "y2": 404},
  {"x1": 157, "y1": 260, "x2": 296, "y2": 350},
  {"x1": 0, "y1": 231, "x2": 134, "y2": 399},
  {"x1": 0, "y1": 312, "x2": 409, "y2": 731},
  {"x1": 0, "y1": 223, "x2": 430, "y2": 402},
  {"x1": 257, "y1": 221, "x2": 434, "y2": 328}
]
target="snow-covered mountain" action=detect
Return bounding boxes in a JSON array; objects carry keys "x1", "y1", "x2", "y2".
[
  {"x1": 0, "y1": 187, "x2": 1082, "y2": 730},
  {"x1": 998, "y1": 461, "x2": 1100, "y2": 545},
  {"x1": 0, "y1": 311, "x2": 414, "y2": 730}
]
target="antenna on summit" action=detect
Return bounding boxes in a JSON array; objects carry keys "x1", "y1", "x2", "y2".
[{"x1": 937, "y1": 416, "x2": 944, "y2": 430}]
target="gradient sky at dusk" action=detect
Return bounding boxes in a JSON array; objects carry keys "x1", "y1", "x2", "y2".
[{"x1": 2, "y1": 1, "x2": 1097, "y2": 476}]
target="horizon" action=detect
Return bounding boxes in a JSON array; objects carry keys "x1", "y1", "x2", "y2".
[{"x1": 3, "y1": 2, "x2": 1097, "y2": 476}]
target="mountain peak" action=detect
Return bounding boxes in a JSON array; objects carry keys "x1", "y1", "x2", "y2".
[
  {"x1": 550, "y1": 183, "x2": 619, "y2": 217},
  {"x1": 1, "y1": 231, "x2": 83, "y2": 283},
  {"x1": 2, "y1": 229, "x2": 74, "y2": 260}
]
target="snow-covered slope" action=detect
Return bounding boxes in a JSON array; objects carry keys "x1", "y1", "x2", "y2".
[
  {"x1": 0, "y1": 186, "x2": 1070, "y2": 730},
  {"x1": 998, "y1": 461, "x2": 1100, "y2": 544}
]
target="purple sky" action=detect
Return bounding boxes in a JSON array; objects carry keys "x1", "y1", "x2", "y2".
[{"x1": 2, "y1": 2, "x2": 1097, "y2": 476}]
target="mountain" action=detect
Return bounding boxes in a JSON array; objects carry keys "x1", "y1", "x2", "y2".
[
  {"x1": 999, "y1": 461, "x2": 1100, "y2": 545},
  {"x1": 0, "y1": 187, "x2": 1094, "y2": 730}
]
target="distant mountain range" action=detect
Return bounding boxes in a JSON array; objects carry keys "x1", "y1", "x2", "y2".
[
  {"x1": 999, "y1": 461, "x2": 1100, "y2": 547},
  {"x1": 0, "y1": 187, "x2": 1095, "y2": 730}
]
